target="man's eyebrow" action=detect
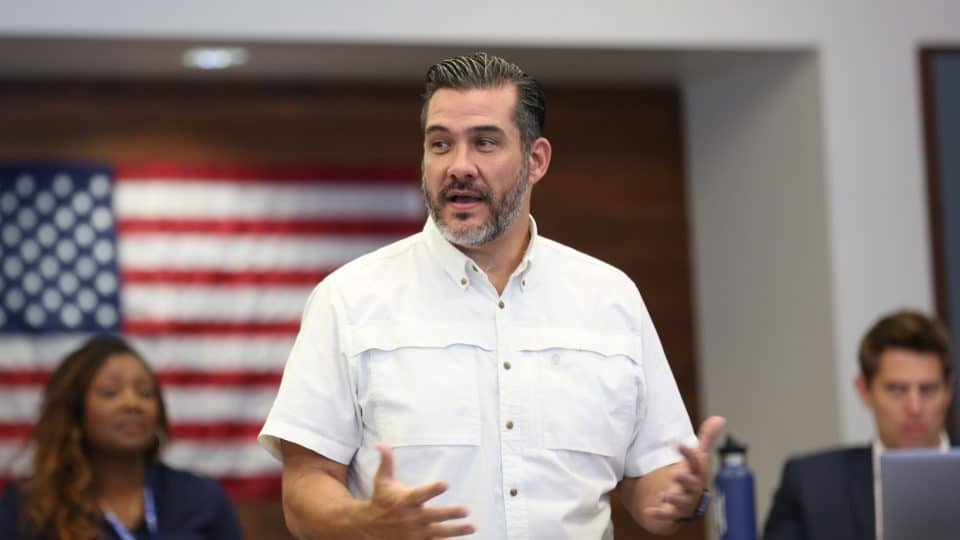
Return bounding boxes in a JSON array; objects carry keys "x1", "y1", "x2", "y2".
[
  {"x1": 424, "y1": 125, "x2": 507, "y2": 136},
  {"x1": 468, "y1": 125, "x2": 506, "y2": 135}
]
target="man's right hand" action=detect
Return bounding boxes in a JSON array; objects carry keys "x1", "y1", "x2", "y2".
[{"x1": 358, "y1": 443, "x2": 476, "y2": 539}]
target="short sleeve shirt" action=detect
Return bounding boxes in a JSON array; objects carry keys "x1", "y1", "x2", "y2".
[{"x1": 259, "y1": 216, "x2": 696, "y2": 540}]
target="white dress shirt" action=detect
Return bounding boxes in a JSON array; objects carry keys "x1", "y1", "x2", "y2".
[{"x1": 259, "y1": 216, "x2": 697, "y2": 540}]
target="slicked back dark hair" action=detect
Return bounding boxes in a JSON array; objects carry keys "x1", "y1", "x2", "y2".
[
  {"x1": 421, "y1": 52, "x2": 546, "y2": 153},
  {"x1": 858, "y1": 309, "x2": 954, "y2": 384}
]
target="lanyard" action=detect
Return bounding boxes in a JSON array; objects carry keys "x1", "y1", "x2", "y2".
[{"x1": 102, "y1": 487, "x2": 158, "y2": 540}]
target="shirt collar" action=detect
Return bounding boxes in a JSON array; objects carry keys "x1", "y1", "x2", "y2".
[
  {"x1": 422, "y1": 215, "x2": 539, "y2": 291},
  {"x1": 872, "y1": 429, "x2": 951, "y2": 458}
]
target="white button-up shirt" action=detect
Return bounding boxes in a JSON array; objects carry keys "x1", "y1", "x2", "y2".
[{"x1": 259, "y1": 216, "x2": 697, "y2": 540}]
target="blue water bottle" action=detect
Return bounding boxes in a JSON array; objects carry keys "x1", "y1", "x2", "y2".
[{"x1": 713, "y1": 435, "x2": 757, "y2": 540}]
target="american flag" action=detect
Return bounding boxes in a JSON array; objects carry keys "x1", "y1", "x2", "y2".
[{"x1": 0, "y1": 162, "x2": 424, "y2": 498}]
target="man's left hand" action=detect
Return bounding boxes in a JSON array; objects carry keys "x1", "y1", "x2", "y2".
[{"x1": 643, "y1": 416, "x2": 727, "y2": 523}]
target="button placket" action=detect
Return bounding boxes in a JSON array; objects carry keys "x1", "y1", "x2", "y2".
[{"x1": 496, "y1": 299, "x2": 529, "y2": 538}]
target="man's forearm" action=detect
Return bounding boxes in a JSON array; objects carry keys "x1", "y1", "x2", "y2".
[{"x1": 281, "y1": 463, "x2": 371, "y2": 540}]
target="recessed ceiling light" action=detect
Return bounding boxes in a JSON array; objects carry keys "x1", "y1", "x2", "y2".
[{"x1": 182, "y1": 47, "x2": 250, "y2": 70}]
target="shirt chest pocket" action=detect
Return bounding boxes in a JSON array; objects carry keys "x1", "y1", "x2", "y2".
[
  {"x1": 347, "y1": 322, "x2": 491, "y2": 448},
  {"x1": 517, "y1": 329, "x2": 643, "y2": 458}
]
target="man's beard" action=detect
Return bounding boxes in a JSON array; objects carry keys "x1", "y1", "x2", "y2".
[{"x1": 422, "y1": 160, "x2": 529, "y2": 247}]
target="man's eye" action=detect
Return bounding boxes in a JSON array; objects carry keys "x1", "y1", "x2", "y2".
[
  {"x1": 887, "y1": 385, "x2": 907, "y2": 395},
  {"x1": 476, "y1": 138, "x2": 496, "y2": 149},
  {"x1": 429, "y1": 140, "x2": 450, "y2": 152}
]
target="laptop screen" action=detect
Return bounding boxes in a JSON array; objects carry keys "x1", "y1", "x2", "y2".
[{"x1": 880, "y1": 449, "x2": 960, "y2": 540}]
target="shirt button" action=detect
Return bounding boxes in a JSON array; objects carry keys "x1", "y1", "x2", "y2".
[
  {"x1": 510, "y1": 488, "x2": 518, "y2": 497},
  {"x1": 460, "y1": 277, "x2": 467, "y2": 286},
  {"x1": 506, "y1": 421, "x2": 514, "y2": 430},
  {"x1": 498, "y1": 300, "x2": 505, "y2": 309},
  {"x1": 503, "y1": 361, "x2": 511, "y2": 370}
]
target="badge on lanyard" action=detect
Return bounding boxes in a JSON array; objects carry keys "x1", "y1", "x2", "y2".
[{"x1": 102, "y1": 487, "x2": 158, "y2": 540}]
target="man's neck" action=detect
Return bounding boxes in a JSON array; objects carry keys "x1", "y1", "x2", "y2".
[
  {"x1": 457, "y1": 215, "x2": 530, "y2": 295},
  {"x1": 873, "y1": 430, "x2": 951, "y2": 452}
]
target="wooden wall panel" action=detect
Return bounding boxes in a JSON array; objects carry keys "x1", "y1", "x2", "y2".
[{"x1": 0, "y1": 80, "x2": 701, "y2": 540}]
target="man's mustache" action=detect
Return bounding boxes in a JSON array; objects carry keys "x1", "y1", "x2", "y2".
[{"x1": 438, "y1": 179, "x2": 492, "y2": 202}]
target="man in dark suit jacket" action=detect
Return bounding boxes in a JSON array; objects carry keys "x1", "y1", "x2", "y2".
[{"x1": 763, "y1": 310, "x2": 955, "y2": 540}]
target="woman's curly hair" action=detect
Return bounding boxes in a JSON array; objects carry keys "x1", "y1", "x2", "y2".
[{"x1": 18, "y1": 336, "x2": 170, "y2": 540}]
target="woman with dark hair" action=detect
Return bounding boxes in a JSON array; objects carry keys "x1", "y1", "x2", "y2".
[{"x1": 0, "y1": 335, "x2": 243, "y2": 540}]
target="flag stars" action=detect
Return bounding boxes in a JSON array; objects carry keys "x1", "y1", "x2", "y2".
[
  {"x1": 35, "y1": 191, "x2": 56, "y2": 215},
  {"x1": 55, "y1": 206, "x2": 76, "y2": 230},
  {"x1": 91, "y1": 207, "x2": 112, "y2": 231},
  {"x1": 15, "y1": 174, "x2": 35, "y2": 198},
  {"x1": 72, "y1": 192, "x2": 94, "y2": 215},
  {"x1": 0, "y1": 167, "x2": 121, "y2": 333},
  {"x1": 96, "y1": 272, "x2": 118, "y2": 295},
  {"x1": 58, "y1": 273, "x2": 79, "y2": 295},
  {"x1": 74, "y1": 224, "x2": 95, "y2": 247},
  {"x1": 39, "y1": 256, "x2": 60, "y2": 280},
  {"x1": 1, "y1": 192, "x2": 17, "y2": 214},
  {"x1": 96, "y1": 305, "x2": 118, "y2": 327},
  {"x1": 56, "y1": 240, "x2": 78, "y2": 263},
  {"x1": 17, "y1": 208, "x2": 38, "y2": 230},
  {"x1": 36, "y1": 224, "x2": 57, "y2": 247},
  {"x1": 77, "y1": 289, "x2": 97, "y2": 313},
  {"x1": 24, "y1": 304, "x2": 45, "y2": 327},
  {"x1": 4, "y1": 289, "x2": 25, "y2": 311},
  {"x1": 2, "y1": 224, "x2": 21, "y2": 247},
  {"x1": 4, "y1": 257, "x2": 23, "y2": 280},
  {"x1": 93, "y1": 239, "x2": 114, "y2": 263},
  {"x1": 89, "y1": 174, "x2": 110, "y2": 198},
  {"x1": 60, "y1": 304, "x2": 82, "y2": 328},
  {"x1": 42, "y1": 289, "x2": 63, "y2": 312},
  {"x1": 19, "y1": 239, "x2": 41, "y2": 263},
  {"x1": 22, "y1": 272, "x2": 42, "y2": 295},
  {"x1": 52, "y1": 174, "x2": 73, "y2": 198},
  {"x1": 75, "y1": 256, "x2": 96, "y2": 279}
]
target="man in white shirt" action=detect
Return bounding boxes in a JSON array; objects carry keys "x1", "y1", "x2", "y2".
[
  {"x1": 259, "y1": 52, "x2": 725, "y2": 540},
  {"x1": 764, "y1": 309, "x2": 956, "y2": 540}
]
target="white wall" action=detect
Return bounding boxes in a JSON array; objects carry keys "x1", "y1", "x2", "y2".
[
  {"x1": 685, "y1": 52, "x2": 839, "y2": 524},
  {"x1": 4, "y1": 0, "x2": 960, "y2": 532}
]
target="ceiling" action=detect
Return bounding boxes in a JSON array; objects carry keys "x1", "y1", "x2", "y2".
[{"x1": 0, "y1": 36, "x2": 806, "y2": 85}]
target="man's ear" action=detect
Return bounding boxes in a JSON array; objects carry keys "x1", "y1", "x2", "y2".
[
  {"x1": 854, "y1": 374, "x2": 873, "y2": 409},
  {"x1": 526, "y1": 137, "x2": 552, "y2": 187}
]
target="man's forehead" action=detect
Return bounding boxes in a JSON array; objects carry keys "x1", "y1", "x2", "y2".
[
  {"x1": 425, "y1": 85, "x2": 518, "y2": 126},
  {"x1": 875, "y1": 348, "x2": 946, "y2": 380}
]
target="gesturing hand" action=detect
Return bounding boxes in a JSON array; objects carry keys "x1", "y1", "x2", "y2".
[
  {"x1": 361, "y1": 443, "x2": 476, "y2": 539},
  {"x1": 643, "y1": 416, "x2": 727, "y2": 523}
]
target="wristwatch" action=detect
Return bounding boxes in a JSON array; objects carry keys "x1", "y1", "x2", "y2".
[{"x1": 674, "y1": 489, "x2": 711, "y2": 523}]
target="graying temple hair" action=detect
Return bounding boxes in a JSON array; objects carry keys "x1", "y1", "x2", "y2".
[{"x1": 421, "y1": 52, "x2": 546, "y2": 153}]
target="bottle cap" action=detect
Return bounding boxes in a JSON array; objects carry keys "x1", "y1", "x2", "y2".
[{"x1": 717, "y1": 435, "x2": 747, "y2": 457}]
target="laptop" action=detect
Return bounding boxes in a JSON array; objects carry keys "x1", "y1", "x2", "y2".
[{"x1": 881, "y1": 449, "x2": 960, "y2": 540}]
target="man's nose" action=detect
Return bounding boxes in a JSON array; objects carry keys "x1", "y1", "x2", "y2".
[
  {"x1": 448, "y1": 143, "x2": 478, "y2": 179},
  {"x1": 905, "y1": 389, "x2": 923, "y2": 415}
]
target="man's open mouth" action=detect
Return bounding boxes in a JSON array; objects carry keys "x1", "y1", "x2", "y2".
[{"x1": 448, "y1": 194, "x2": 484, "y2": 203}]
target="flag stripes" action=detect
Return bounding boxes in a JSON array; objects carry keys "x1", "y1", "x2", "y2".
[{"x1": 0, "y1": 162, "x2": 424, "y2": 499}]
